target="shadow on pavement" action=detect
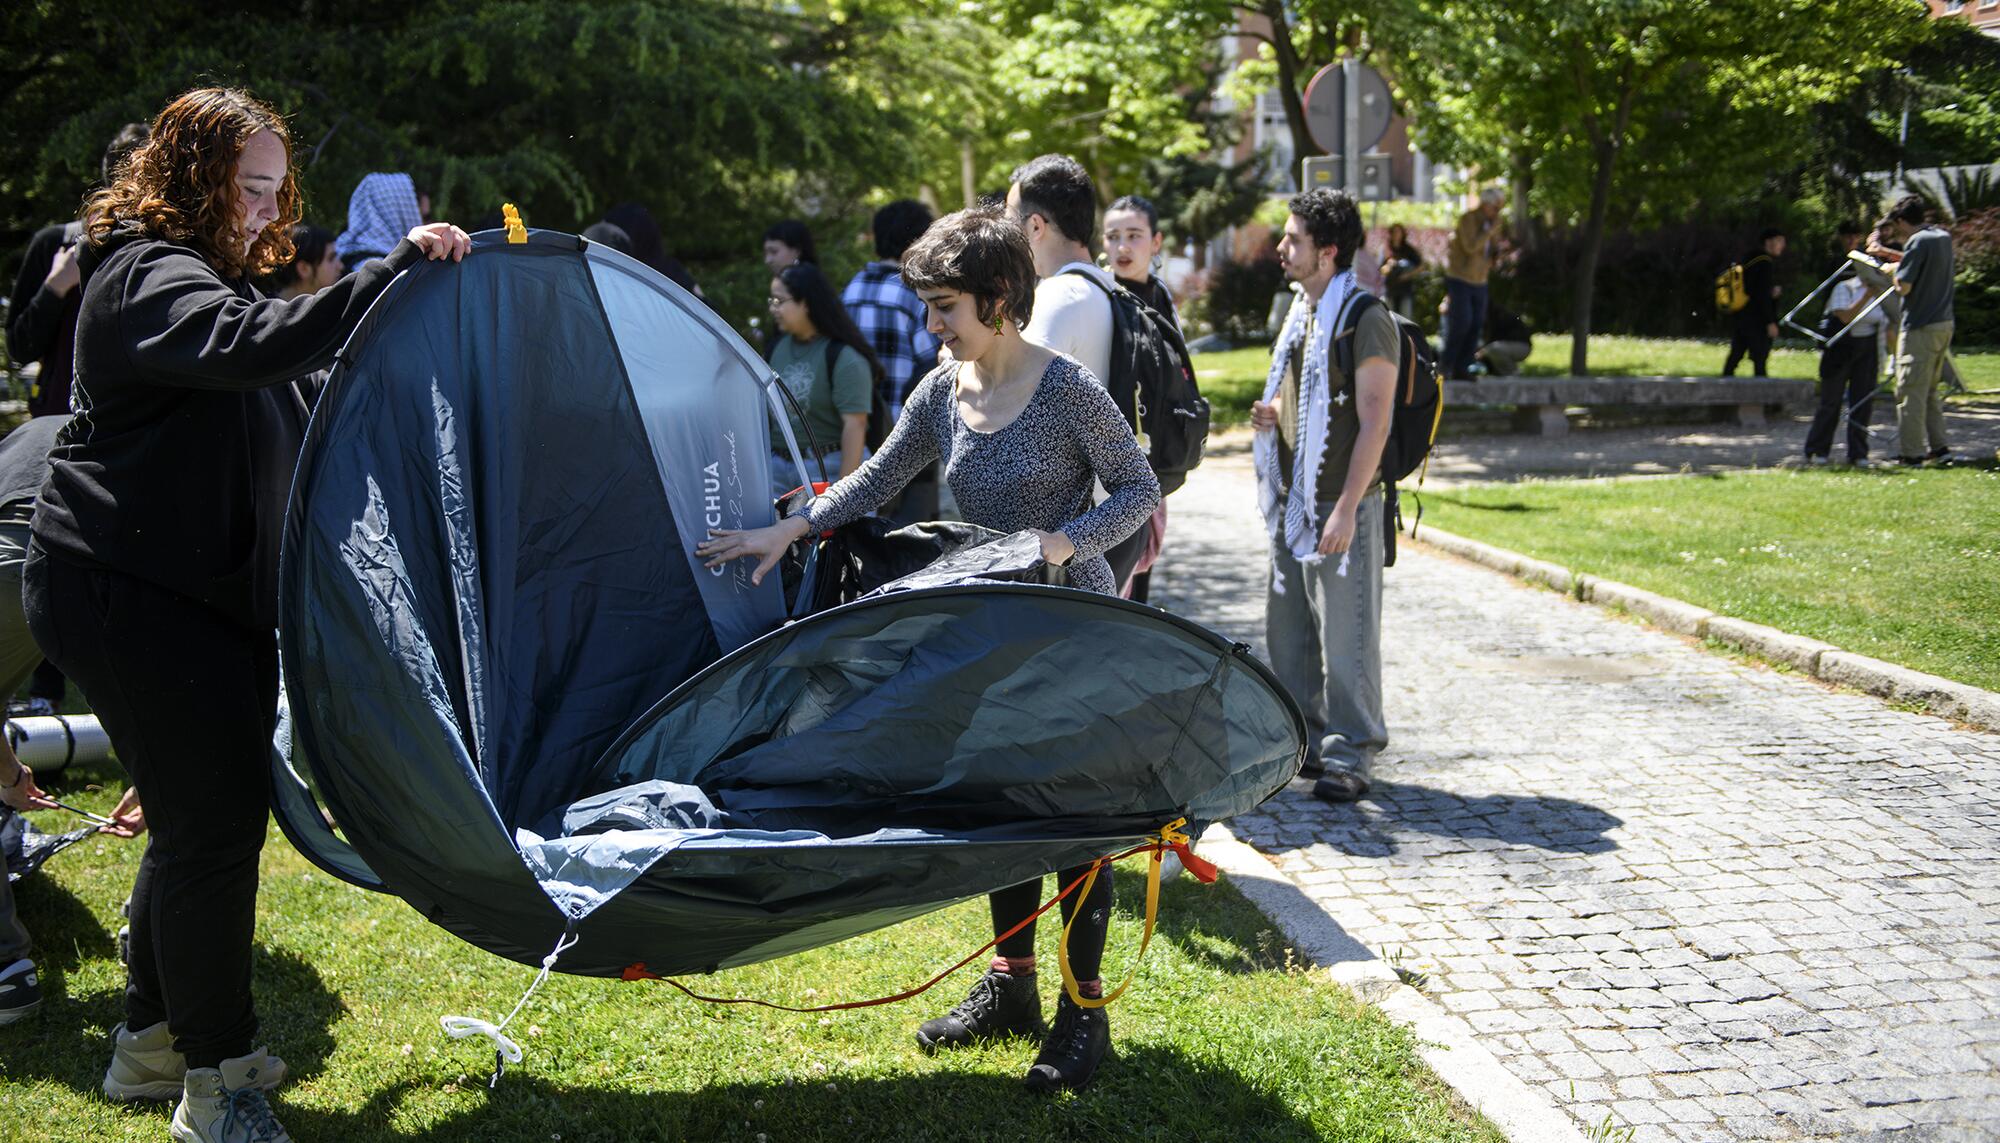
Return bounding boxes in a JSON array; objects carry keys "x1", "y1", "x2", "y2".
[{"x1": 1312, "y1": 778, "x2": 1622, "y2": 858}]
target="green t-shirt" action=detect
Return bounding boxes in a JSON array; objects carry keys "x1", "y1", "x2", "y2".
[
  {"x1": 769, "y1": 335, "x2": 873, "y2": 453},
  {"x1": 1276, "y1": 299, "x2": 1399, "y2": 502}
]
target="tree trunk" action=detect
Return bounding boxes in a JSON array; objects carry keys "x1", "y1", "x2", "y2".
[
  {"x1": 1509, "y1": 147, "x2": 1539, "y2": 253},
  {"x1": 1569, "y1": 140, "x2": 1617, "y2": 376},
  {"x1": 1259, "y1": 1, "x2": 1322, "y2": 168}
]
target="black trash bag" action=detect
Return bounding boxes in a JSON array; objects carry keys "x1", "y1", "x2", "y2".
[{"x1": 1, "y1": 808, "x2": 97, "y2": 883}]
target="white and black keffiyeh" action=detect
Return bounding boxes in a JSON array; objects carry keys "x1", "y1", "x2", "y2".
[
  {"x1": 1253, "y1": 271, "x2": 1358, "y2": 590},
  {"x1": 336, "y1": 172, "x2": 424, "y2": 265}
]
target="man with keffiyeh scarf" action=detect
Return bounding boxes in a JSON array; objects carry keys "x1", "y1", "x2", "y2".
[{"x1": 1251, "y1": 189, "x2": 1398, "y2": 804}]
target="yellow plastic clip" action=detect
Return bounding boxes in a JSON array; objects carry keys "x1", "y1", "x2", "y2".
[
  {"x1": 1057, "y1": 818, "x2": 1205, "y2": 1010},
  {"x1": 502, "y1": 203, "x2": 527, "y2": 244}
]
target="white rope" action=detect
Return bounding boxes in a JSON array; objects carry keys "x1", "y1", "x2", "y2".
[{"x1": 440, "y1": 926, "x2": 579, "y2": 1085}]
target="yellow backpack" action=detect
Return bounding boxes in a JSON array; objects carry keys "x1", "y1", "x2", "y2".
[{"x1": 1713, "y1": 254, "x2": 1769, "y2": 314}]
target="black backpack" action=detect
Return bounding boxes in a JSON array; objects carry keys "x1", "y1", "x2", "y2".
[
  {"x1": 1062, "y1": 270, "x2": 1209, "y2": 496},
  {"x1": 823, "y1": 340, "x2": 893, "y2": 451},
  {"x1": 1330, "y1": 292, "x2": 1445, "y2": 565}
]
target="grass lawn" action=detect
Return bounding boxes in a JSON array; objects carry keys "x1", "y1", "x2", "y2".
[
  {"x1": 1417, "y1": 464, "x2": 2000, "y2": 692},
  {"x1": 0, "y1": 770, "x2": 1501, "y2": 1143},
  {"x1": 1194, "y1": 337, "x2": 2000, "y2": 428}
]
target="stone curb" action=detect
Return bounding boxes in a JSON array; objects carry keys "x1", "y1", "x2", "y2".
[
  {"x1": 1405, "y1": 524, "x2": 2000, "y2": 734},
  {"x1": 1198, "y1": 824, "x2": 1591, "y2": 1143}
]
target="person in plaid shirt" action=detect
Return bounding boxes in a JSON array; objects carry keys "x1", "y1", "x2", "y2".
[
  {"x1": 845, "y1": 200, "x2": 945, "y2": 520},
  {"x1": 844, "y1": 200, "x2": 942, "y2": 419}
]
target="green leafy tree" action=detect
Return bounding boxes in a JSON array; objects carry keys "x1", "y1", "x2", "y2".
[
  {"x1": 973, "y1": 0, "x2": 1236, "y2": 202},
  {"x1": 1, "y1": 0, "x2": 935, "y2": 304},
  {"x1": 1391, "y1": 0, "x2": 1925, "y2": 374}
]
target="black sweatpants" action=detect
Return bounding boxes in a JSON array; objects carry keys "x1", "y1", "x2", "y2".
[
  {"x1": 1804, "y1": 333, "x2": 1878, "y2": 461},
  {"x1": 990, "y1": 863, "x2": 1113, "y2": 982},
  {"x1": 1722, "y1": 317, "x2": 1772, "y2": 377},
  {"x1": 23, "y1": 545, "x2": 275, "y2": 1069}
]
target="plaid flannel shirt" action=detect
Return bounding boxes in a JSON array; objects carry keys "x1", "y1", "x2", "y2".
[{"x1": 842, "y1": 262, "x2": 940, "y2": 419}]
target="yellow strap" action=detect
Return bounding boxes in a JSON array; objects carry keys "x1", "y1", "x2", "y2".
[
  {"x1": 502, "y1": 203, "x2": 528, "y2": 244},
  {"x1": 1057, "y1": 819, "x2": 1188, "y2": 1009}
]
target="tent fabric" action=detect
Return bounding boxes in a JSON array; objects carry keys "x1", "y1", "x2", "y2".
[{"x1": 276, "y1": 231, "x2": 1304, "y2": 978}]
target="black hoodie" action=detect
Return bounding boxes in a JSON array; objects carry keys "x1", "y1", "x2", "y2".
[{"x1": 32, "y1": 226, "x2": 421, "y2": 630}]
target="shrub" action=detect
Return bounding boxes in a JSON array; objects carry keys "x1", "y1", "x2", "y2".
[
  {"x1": 1205, "y1": 253, "x2": 1287, "y2": 342},
  {"x1": 1952, "y1": 207, "x2": 2000, "y2": 347}
]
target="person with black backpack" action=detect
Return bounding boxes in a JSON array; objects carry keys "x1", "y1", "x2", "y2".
[
  {"x1": 765, "y1": 262, "x2": 891, "y2": 498},
  {"x1": 1008, "y1": 157, "x2": 1209, "y2": 595},
  {"x1": 1252, "y1": 189, "x2": 1400, "y2": 804}
]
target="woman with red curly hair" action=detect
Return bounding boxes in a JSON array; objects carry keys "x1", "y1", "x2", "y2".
[{"x1": 21, "y1": 86, "x2": 467, "y2": 1143}]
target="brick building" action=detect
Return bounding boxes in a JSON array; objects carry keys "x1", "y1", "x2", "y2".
[{"x1": 1929, "y1": 0, "x2": 2000, "y2": 36}]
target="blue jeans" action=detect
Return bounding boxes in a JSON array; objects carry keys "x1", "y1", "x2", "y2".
[{"x1": 1443, "y1": 277, "x2": 1488, "y2": 380}]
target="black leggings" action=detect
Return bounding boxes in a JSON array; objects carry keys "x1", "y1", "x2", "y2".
[
  {"x1": 989, "y1": 863, "x2": 1113, "y2": 982},
  {"x1": 24, "y1": 546, "x2": 275, "y2": 1069}
]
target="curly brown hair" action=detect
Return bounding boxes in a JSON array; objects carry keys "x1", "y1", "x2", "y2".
[{"x1": 83, "y1": 87, "x2": 300, "y2": 280}]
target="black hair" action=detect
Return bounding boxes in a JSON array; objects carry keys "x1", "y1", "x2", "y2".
[
  {"x1": 1759, "y1": 226, "x2": 1786, "y2": 242},
  {"x1": 102, "y1": 122, "x2": 151, "y2": 186},
  {"x1": 261, "y1": 222, "x2": 333, "y2": 292},
  {"x1": 1009, "y1": 154, "x2": 1097, "y2": 247},
  {"x1": 1287, "y1": 188, "x2": 1363, "y2": 271},
  {"x1": 604, "y1": 202, "x2": 667, "y2": 268},
  {"x1": 774, "y1": 261, "x2": 886, "y2": 390},
  {"x1": 871, "y1": 199, "x2": 934, "y2": 261},
  {"x1": 581, "y1": 221, "x2": 634, "y2": 255},
  {"x1": 1885, "y1": 194, "x2": 1927, "y2": 226},
  {"x1": 764, "y1": 218, "x2": 818, "y2": 265},
  {"x1": 1106, "y1": 194, "x2": 1160, "y2": 233},
  {"x1": 1836, "y1": 219, "x2": 1865, "y2": 237},
  {"x1": 900, "y1": 207, "x2": 1037, "y2": 329}
]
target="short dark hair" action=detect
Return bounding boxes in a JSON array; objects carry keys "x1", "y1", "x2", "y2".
[
  {"x1": 102, "y1": 122, "x2": 151, "y2": 186},
  {"x1": 899, "y1": 207, "x2": 1037, "y2": 329},
  {"x1": 871, "y1": 199, "x2": 934, "y2": 261},
  {"x1": 1106, "y1": 194, "x2": 1160, "y2": 233},
  {"x1": 1287, "y1": 188, "x2": 1363, "y2": 271},
  {"x1": 763, "y1": 218, "x2": 818, "y2": 264},
  {"x1": 1009, "y1": 154, "x2": 1096, "y2": 247},
  {"x1": 581, "y1": 221, "x2": 634, "y2": 255},
  {"x1": 1759, "y1": 226, "x2": 1786, "y2": 243},
  {"x1": 1884, "y1": 194, "x2": 1926, "y2": 227},
  {"x1": 1836, "y1": 219, "x2": 1865, "y2": 237}
]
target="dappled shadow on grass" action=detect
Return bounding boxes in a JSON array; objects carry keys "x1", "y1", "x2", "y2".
[
  {"x1": 0, "y1": 932, "x2": 344, "y2": 1102},
  {"x1": 1107, "y1": 860, "x2": 1293, "y2": 977},
  {"x1": 273, "y1": 1041, "x2": 1325, "y2": 1143}
]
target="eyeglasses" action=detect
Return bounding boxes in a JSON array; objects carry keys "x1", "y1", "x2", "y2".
[{"x1": 767, "y1": 295, "x2": 794, "y2": 309}]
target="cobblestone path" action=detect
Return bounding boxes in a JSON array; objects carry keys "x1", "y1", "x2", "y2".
[{"x1": 1150, "y1": 438, "x2": 2000, "y2": 1142}]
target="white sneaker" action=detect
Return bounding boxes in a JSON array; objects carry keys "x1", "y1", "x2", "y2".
[
  {"x1": 104, "y1": 1022, "x2": 286, "y2": 1102},
  {"x1": 170, "y1": 1055, "x2": 291, "y2": 1143}
]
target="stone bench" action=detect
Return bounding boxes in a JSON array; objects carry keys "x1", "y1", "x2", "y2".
[{"x1": 1444, "y1": 376, "x2": 1816, "y2": 436}]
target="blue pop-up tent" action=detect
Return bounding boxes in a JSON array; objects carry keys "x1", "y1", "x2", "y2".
[{"x1": 272, "y1": 231, "x2": 1304, "y2": 980}]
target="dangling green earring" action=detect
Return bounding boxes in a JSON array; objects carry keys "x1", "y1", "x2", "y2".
[{"x1": 991, "y1": 314, "x2": 1006, "y2": 335}]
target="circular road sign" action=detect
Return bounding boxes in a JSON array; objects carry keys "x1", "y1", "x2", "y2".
[{"x1": 1303, "y1": 61, "x2": 1392, "y2": 155}]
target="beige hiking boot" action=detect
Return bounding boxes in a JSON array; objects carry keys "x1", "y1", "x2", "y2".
[
  {"x1": 170, "y1": 1053, "x2": 291, "y2": 1143},
  {"x1": 103, "y1": 1022, "x2": 286, "y2": 1103}
]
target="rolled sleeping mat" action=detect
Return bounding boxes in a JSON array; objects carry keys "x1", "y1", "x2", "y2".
[{"x1": 6, "y1": 714, "x2": 114, "y2": 776}]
